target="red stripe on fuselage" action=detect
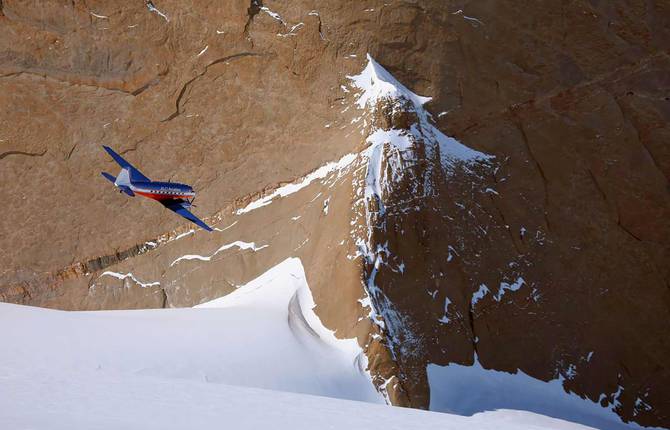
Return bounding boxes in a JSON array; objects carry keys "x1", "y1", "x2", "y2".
[{"x1": 135, "y1": 191, "x2": 190, "y2": 201}]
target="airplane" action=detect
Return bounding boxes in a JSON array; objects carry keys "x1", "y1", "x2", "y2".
[{"x1": 100, "y1": 145, "x2": 213, "y2": 232}]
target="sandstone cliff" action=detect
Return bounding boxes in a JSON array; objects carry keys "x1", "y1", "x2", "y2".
[{"x1": 1, "y1": 0, "x2": 668, "y2": 427}]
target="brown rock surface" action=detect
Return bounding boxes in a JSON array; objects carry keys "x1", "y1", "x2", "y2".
[{"x1": 1, "y1": 0, "x2": 669, "y2": 427}]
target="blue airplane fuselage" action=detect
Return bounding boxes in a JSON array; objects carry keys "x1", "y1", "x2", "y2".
[{"x1": 131, "y1": 181, "x2": 195, "y2": 201}]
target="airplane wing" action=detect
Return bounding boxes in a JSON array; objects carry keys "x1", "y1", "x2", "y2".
[
  {"x1": 162, "y1": 200, "x2": 213, "y2": 232},
  {"x1": 102, "y1": 146, "x2": 151, "y2": 182}
]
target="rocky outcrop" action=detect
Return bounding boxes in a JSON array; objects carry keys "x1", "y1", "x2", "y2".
[{"x1": 1, "y1": 0, "x2": 669, "y2": 427}]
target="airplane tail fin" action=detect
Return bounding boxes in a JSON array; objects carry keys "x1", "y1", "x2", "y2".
[
  {"x1": 115, "y1": 168, "x2": 132, "y2": 187},
  {"x1": 101, "y1": 170, "x2": 135, "y2": 197},
  {"x1": 102, "y1": 146, "x2": 151, "y2": 182}
]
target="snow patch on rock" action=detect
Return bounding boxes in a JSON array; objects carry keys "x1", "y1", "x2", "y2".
[
  {"x1": 98, "y1": 271, "x2": 160, "y2": 288},
  {"x1": 170, "y1": 240, "x2": 268, "y2": 266}
]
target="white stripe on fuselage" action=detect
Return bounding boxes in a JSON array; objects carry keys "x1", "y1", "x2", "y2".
[{"x1": 130, "y1": 184, "x2": 195, "y2": 197}]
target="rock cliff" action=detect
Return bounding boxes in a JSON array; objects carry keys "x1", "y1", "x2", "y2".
[{"x1": 1, "y1": 0, "x2": 668, "y2": 426}]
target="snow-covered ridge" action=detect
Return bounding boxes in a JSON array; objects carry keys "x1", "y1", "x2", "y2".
[
  {"x1": 348, "y1": 54, "x2": 432, "y2": 111},
  {"x1": 345, "y1": 55, "x2": 495, "y2": 366},
  {"x1": 347, "y1": 54, "x2": 492, "y2": 167}
]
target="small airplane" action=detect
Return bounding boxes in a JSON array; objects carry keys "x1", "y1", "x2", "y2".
[{"x1": 101, "y1": 145, "x2": 213, "y2": 232}]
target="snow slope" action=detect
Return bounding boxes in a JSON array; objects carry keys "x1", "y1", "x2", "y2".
[
  {"x1": 1, "y1": 258, "x2": 378, "y2": 403},
  {"x1": 429, "y1": 360, "x2": 663, "y2": 430},
  {"x1": 1, "y1": 366, "x2": 594, "y2": 430},
  {"x1": 0, "y1": 258, "x2": 595, "y2": 429}
]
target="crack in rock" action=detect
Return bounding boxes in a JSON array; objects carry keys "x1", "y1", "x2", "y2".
[
  {"x1": 0, "y1": 70, "x2": 154, "y2": 96},
  {"x1": 161, "y1": 52, "x2": 263, "y2": 122},
  {"x1": 0, "y1": 149, "x2": 47, "y2": 160}
]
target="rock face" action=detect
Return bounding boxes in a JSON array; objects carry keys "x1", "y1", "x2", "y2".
[{"x1": 1, "y1": 0, "x2": 669, "y2": 427}]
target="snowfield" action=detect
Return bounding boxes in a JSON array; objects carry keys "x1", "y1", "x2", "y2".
[
  {"x1": 0, "y1": 258, "x2": 607, "y2": 429},
  {"x1": 428, "y1": 360, "x2": 660, "y2": 430}
]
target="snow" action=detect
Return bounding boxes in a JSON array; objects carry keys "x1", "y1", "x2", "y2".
[
  {"x1": 451, "y1": 9, "x2": 484, "y2": 27},
  {"x1": 236, "y1": 153, "x2": 357, "y2": 214},
  {"x1": 438, "y1": 296, "x2": 452, "y2": 324},
  {"x1": 348, "y1": 54, "x2": 431, "y2": 110},
  {"x1": 495, "y1": 277, "x2": 526, "y2": 301},
  {"x1": 0, "y1": 369, "x2": 596, "y2": 430},
  {"x1": 428, "y1": 358, "x2": 658, "y2": 430},
  {"x1": 212, "y1": 220, "x2": 237, "y2": 232},
  {"x1": 564, "y1": 364, "x2": 578, "y2": 380},
  {"x1": 97, "y1": 271, "x2": 160, "y2": 288},
  {"x1": 278, "y1": 22, "x2": 304, "y2": 37},
  {"x1": 471, "y1": 284, "x2": 490, "y2": 307},
  {"x1": 0, "y1": 259, "x2": 378, "y2": 404},
  {"x1": 170, "y1": 240, "x2": 268, "y2": 266},
  {"x1": 146, "y1": 2, "x2": 169, "y2": 22},
  {"x1": 0, "y1": 260, "x2": 612, "y2": 430},
  {"x1": 197, "y1": 45, "x2": 209, "y2": 57},
  {"x1": 175, "y1": 229, "x2": 195, "y2": 239},
  {"x1": 0, "y1": 258, "x2": 380, "y2": 428},
  {"x1": 260, "y1": 6, "x2": 284, "y2": 23},
  {"x1": 634, "y1": 397, "x2": 652, "y2": 416},
  {"x1": 463, "y1": 15, "x2": 485, "y2": 26}
]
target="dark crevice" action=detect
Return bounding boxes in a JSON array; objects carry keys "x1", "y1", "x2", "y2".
[
  {"x1": 590, "y1": 161, "x2": 646, "y2": 242},
  {"x1": 612, "y1": 94, "x2": 668, "y2": 184},
  {"x1": 0, "y1": 70, "x2": 141, "y2": 96},
  {"x1": 489, "y1": 195, "x2": 522, "y2": 254},
  {"x1": 511, "y1": 115, "x2": 552, "y2": 232},
  {"x1": 0, "y1": 149, "x2": 47, "y2": 160},
  {"x1": 82, "y1": 242, "x2": 157, "y2": 274},
  {"x1": 131, "y1": 77, "x2": 161, "y2": 96},
  {"x1": 610, "y1": 198, "x2": 643, "y2": 242},
  {"x1": 587, "y1": 168, "x2": 608, "y2": 204},
  {"x1": 160, "y1": 288, "x2": 168, "y2": 308},
  {"x1": 244, "y1": 0, "x2": 263, "y2": 37},
  {"x1": 312, "y1": 13, "x2": 328, "y2": 41},
  {"x1": 617, "y1": 220, "x2": 643, "y2": 242},
  {"x1": 586, "y1": 167, "x2": 635, "y2": 238},
  {"x1": 161, "y1": 52, "x2": 263, "y2": 122},
  {"x1": 467, "y1": 303, "x2": 479, "y2": 360},
  {"x1": 65, "y1": 144, "x2": 77, "y2": 160}
]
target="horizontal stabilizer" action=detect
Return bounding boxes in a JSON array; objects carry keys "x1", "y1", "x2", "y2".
[
  {"x1": 118, "y1": 185, "x2": 135, "y2": 197},
  {"x1": 101, "y1": 172, "x2": 116, "y2": 183}
]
